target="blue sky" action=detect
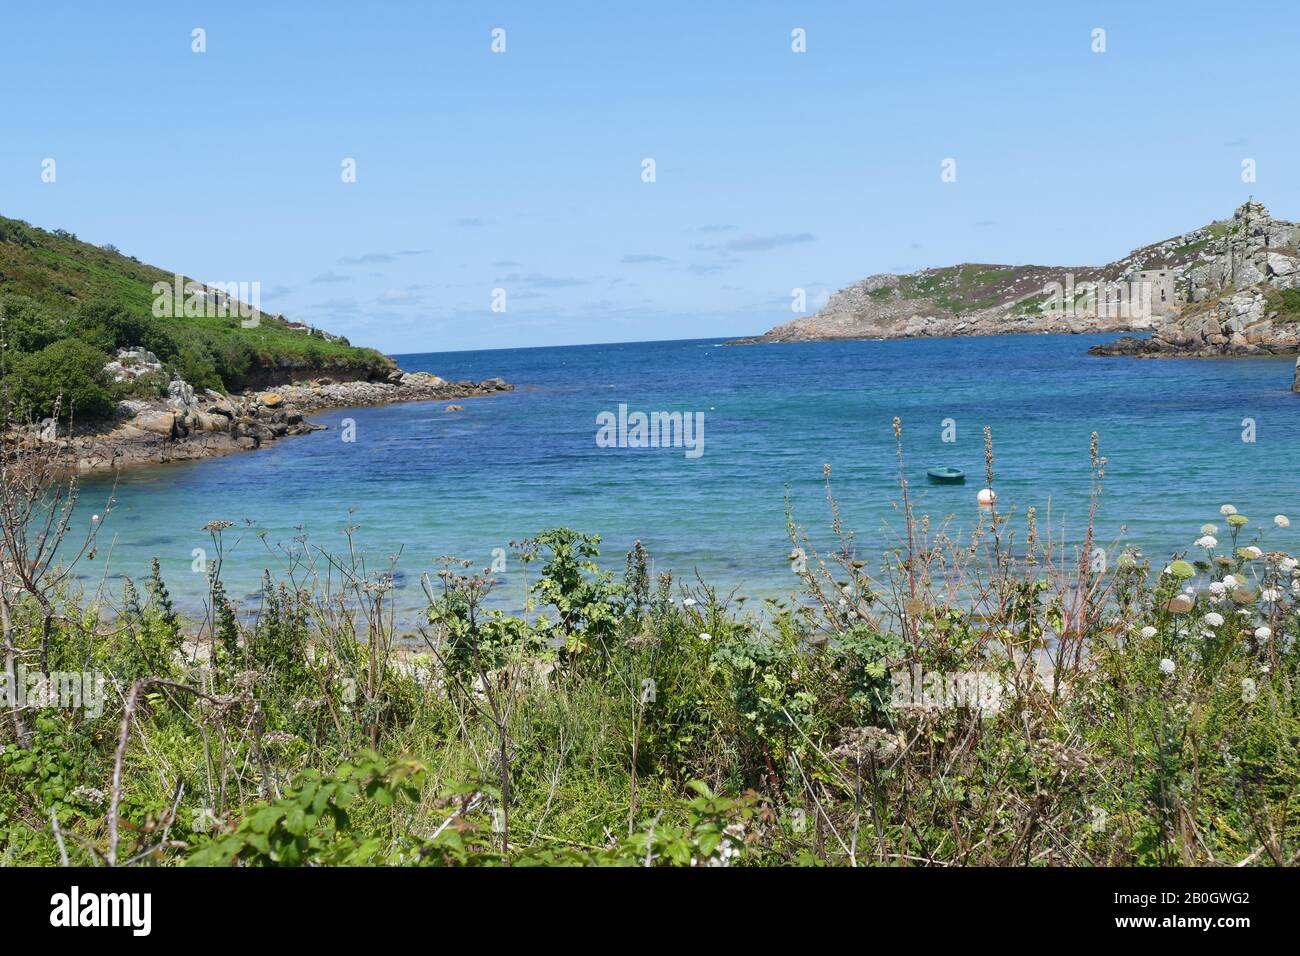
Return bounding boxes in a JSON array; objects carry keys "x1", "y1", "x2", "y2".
[{"x1": 2, "y1": 1, "x2": 1296, "y2": 353}]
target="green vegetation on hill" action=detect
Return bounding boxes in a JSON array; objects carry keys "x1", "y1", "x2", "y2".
[
  {"x1": 898, "y1": 265, "x2": 1021, "y2": 313},
  {"x1": 0, "y1": 214, "x2": 391, "y2": 422},
  {"x1": 1267, "y1": 287, "x2": 1300, "y2": 323}
]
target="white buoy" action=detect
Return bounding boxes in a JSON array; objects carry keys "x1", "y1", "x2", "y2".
[{"x1": 977, "y1": 488, "x2": 996, "y2": 508}]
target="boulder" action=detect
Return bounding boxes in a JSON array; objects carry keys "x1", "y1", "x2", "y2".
[
  {"x1": 190, "y1": 412, "x2": 231, "y2": 433},
  {"x1": 1236, "y1": 261, "x2": 1266, "y2": 287},
  {"x1": 399, "y1": 371, "x2": 446, "y2": 388},
  {"x1": 167, "y1": 376, "x2": 197, "y2": 410},
  {"x1": 103, "y1": 347, "x2": 163, "y2": 383},
  {"x1": 1267, "y1": 252, "x2": 1298, "y2": 278},
  {"x1": 135, "y1": 411, "x2": 177, "y2": 438},
  {"x1": 260, "y1": 392, "x2": 285, "y2": 408},
  {"x1": 444, "y1": 404, "x2": 464, "y2": 412}
]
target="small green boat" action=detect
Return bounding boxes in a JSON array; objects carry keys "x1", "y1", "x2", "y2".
[{"x1": 926, "y1": 466, "x2": 966, "y2": 484}]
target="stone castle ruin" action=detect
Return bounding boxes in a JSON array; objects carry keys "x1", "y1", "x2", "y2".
[{"x1": 1093, "y1": 200, "x2": 1300, "y2": 390}]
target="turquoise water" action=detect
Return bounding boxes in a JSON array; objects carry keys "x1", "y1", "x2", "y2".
[{"x1": 74, "y1": 334, "x2": 1299, "y2": 620}]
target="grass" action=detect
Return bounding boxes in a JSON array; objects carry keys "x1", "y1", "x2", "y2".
[
  {"x1": 1, "y1": 426, "x2": 1296, "y2": 867},
  {"x1": 1267, "y1": 287, "x2": 1300, "y2": 322},
  {"x1": 1170, "y1": 238, "x2": 1211, "y2": 259}
]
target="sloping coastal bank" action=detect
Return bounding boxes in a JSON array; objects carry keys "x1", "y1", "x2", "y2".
[{"x1": 0, "y1": 212, "x2": 514, "y2": 471}]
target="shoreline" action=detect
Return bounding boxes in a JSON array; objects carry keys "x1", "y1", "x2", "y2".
[
  {"x1": 724, "y1": 323, "x2": 1143, "y2": 345},
  {"x1": 37, "y1": 372, "x2": 514, "y2": 473}
]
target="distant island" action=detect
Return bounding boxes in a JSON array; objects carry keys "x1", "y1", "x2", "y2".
[
  {"x1": 731, "y1": 201, "x2": 1300, "y2": 392},
  {"x1": 0, "y1": 214, "x2": 511, "y2": 470}
]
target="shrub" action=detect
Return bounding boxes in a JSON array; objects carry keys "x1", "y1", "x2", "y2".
[
  {"x1": 174, "y1": 341, "x2": 223, "y2": 392},
  {"x1": 66, "y1": 301, "x2": 178, "y2": 360},
  {"x1": 0, "y1": 294, "x2": 63, "y2": 355},
  {"x1": 10, "y1": 337, "x2": 115, "y2": 420}
]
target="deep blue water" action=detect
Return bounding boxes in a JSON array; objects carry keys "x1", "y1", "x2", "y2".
[{"x1": 74, "y1": 334, "x2": 1299, "y2": 620}]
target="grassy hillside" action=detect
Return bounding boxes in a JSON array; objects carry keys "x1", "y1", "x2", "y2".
[{"x1": 0, "y1": 214, "x2": 392, "y2": 421}]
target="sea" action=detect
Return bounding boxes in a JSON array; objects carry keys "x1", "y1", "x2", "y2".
[{"x1": 73, "y1": 333, "x2": 1299, "y2": 622}]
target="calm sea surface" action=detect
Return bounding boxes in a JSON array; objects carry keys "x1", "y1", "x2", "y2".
[{"x1": 74, "y1": 334, "x2": 1300, "y2": 620}]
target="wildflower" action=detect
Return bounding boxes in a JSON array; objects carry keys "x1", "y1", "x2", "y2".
[
  {"x1": 1241, "y1": 678, "x2": 1258, "y2": 703},
  {"x1": 1276, "y1": 514, "x2": 1291, "y2": 529},
  {"x1": 191, "y1": 807, "x2": 219, "y2": 833},
  {"x1": 1208, "y1": 581, "x2": 1227, "y2": 596},
  {"x1": 1223, "y1": 574, "x2": 1239, "y2": 588},
  {"x1": 1227, "y1": 514, "x2": 1249, "y2": 528},
  {"x1": 1195, "y1": 535, "x2": 1217, "y2": 549},
  {"x1": 1260, "y1": 587, "x2": 1282, "y2": 602},
  {"x1": 1166, "y1": 560, "x2": 1195, "y2": 579},
  {"x1": 362, "y1": 574, "x2": 394, "y2": 595},
  {"x1": 698, "y1": 632, "x2": 712, "y2": 642},
  {"x1": 1255, "y1": 626, "x2": 1272, "y2": 641},
  {"x1": 1201, "y1": 523, "x2": 1219, "y2": 535},
  {"x1": 1280, "y1": 557, "x2": 1298, "y2": 573},
  {"x1": 1165, "y1": 594, "x2": 1193, "y2": 614},
  {"x1": 834, "y1": 726, "x2": 903, "y2": 766},
  {"x1": 699, "y1": 822, "x2": 747, "y2": 867},
  {"x1": 1239, "y1": 545, "x2": 1262, "y2": 559},
  {"x1": 69, "y1": 786, "x2": 106, "y2": 807},
  {"x1": 1140, "y1": 626, "x2": 1158, "y2": 639},
  {"x1": 1221, "y1": 504, "x2": 1237, "y2": 515},
  {"x1": 682, "y1": 598, "x2": 696, "y2": 607},
  {"x1": 1037, "y1": 738, "x2": 1092, "y2": 773},
  {"x1": 1202, "y1": 612, "x2": 1224, "y2": 627},
  {"x1": 1159, "y1": 658, "x2": 1176, "y2": 675}
]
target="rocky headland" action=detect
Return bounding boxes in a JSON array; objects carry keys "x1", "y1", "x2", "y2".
[
  {"x1": 731, "y1": 200, "x2": 1300, "y2": 392},
  {"x1": 30, "y1": 363, "x2": 513, "y2": 472}
]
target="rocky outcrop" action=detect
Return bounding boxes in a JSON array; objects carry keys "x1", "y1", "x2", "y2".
[
  {"x1": 102, "y1": 348, "x2": 163, "y2": 382},
  {"x1": 31, "y1": 369, "x2": 514, "y2": 472},
  {"x1": 1088, "y1": 202, "x2": 1300, "y2": 369},
  {"x1": 1091, "y1": 289, "x2": 1300, "y2": 359},
  {"x1": 266, "y1": 375, "x2": 510, "y2": 412}
]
